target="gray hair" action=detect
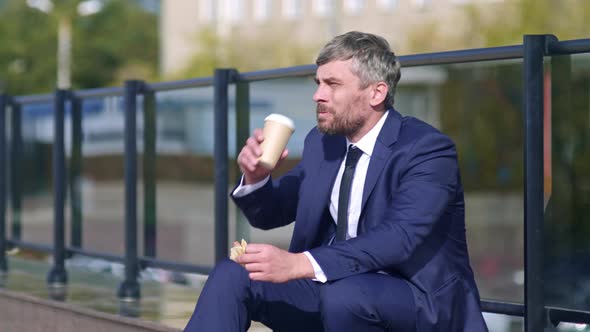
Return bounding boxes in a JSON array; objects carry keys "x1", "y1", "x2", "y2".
[{"x1": 316, "y1": 31, "x2": 401, "y2": 108}]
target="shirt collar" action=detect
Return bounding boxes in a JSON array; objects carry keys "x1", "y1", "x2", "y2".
[{"x1": 346, "y1": 111, "x2": 389, "y2": 158}]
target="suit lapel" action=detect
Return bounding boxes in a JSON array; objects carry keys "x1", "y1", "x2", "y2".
[
  {"x1": 361, "y1": 110, "x2": 402, "y2": 211},
  {"x1": 305, "y1": 135, "x2": 346, "y2": 240},
  {"x1": 315, "y1": 153, "x2": 344, "y2": 207}
]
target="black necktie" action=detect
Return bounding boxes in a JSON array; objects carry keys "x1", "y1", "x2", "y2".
[{"x1": 336, "y1": 145, "x2": 363, "y2": 241}]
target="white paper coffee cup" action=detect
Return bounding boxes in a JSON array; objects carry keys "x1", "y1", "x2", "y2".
[{"x1": 258, "y1": 114, "x2": 295, "y2": 170}]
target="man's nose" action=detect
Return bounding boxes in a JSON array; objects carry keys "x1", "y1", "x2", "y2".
[{"x1": 313, "y1": 86, "x2": 326, "y2": 103}]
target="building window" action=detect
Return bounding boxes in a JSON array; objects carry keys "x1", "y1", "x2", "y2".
[
  {"x1": 222, "y1": 0, "x2": 244, "y2": 23},
  {"x1": 282, "y1": 0, "x2": 303, "y2": 19},
  {"x1": 313, "y1": 0, "x2": 333, "y2": 17},
  {"x1": 376, "y1": 0, "x2": 398, "y2": 11},
  {"x1": 198, "y1": 0, "x2": 214, "y2": 23},
  {"x1": 413, "y1": 0, "x2": 432, "y2": 9},
  {"x1": 254, "y1": 0, "x2": 271, "y2": 21},
  {"x1": 343, "y1": 0, "x2": 365, "y2": 15}
]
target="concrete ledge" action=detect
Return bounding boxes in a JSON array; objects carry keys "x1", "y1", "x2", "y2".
[{"x1": 0, "y1": 288, "x2": 181, "y2": 332}]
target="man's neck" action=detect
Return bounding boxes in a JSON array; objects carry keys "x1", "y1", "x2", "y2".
[{"x1": 347, "y1": 109, "x2": 387, "y2": 143}]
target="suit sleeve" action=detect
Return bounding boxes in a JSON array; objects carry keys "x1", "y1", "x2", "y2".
[
  {"x1": 231, "y1": 130, "x2": 317, "y2": 230},
  {"x1": 231, "y1": 163, "x2": 303, "y2": 230},
  {"x1": 308, "y1": 132, "x2": 459, "y2": 281}
]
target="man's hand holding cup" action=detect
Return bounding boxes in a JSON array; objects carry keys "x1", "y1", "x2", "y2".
[{"x1": 238, "y1": 114, "x2": 295, "y2": 184}]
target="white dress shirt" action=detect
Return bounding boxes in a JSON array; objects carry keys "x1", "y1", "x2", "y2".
[{"x1": 233, "y1": 111, "x2": 390, "y2": 282}]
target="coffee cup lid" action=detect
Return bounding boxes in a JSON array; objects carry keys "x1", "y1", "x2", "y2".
[{"x1": 264, "y1": 113, "x2": 295, "y2": 131}]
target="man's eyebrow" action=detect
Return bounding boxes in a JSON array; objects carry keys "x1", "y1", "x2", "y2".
[{"x1": 315, "y1": 76, "x2": 342, "y2": 84}]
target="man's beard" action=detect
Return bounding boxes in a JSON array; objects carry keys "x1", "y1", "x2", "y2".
[{"x1": 316, "y1": 104, "x2": 364, "y2": 137}]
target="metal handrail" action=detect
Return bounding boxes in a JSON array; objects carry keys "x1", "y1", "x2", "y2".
[
  {"x1": 148, "y1": 76, "x2": 215, "y2": 91},
  {"x1": 548, "y1": 37, "x2": 590, "y2": 55},
  {"x1": 9, "y1": 37, "x2": 590, "y2": 104},
  {"x1": 236, "y1": 64, "x2": 316, "y2": 82},
  {"x1": 13, "y1": 93, "x2": 54, "y2": 105},
  {"x1": 74, "y1": 86, "x2": 124, "y2": 99},
  {"x1": 399, "y1": 44, "x2": 524, "y2": 67},
  {"x1": 481, "y1": 300, "x2": 590, "y2": 326},
  {"x1": 481, "y1": 300, "x2": 525, "y2": 317}
]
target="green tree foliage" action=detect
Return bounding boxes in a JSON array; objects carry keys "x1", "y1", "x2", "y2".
[
  {"x1": 0, "y1": 0, "x2": 158, "y2": 95},
  {"x1": 407, "y1": 0, "x2": 590, "y2": 53},
  {"x1": 462, "y1": 0, "x2": 590, "y2": 47},
  {"x1": 73, "y1": 0, "x2": 159, "y2": 88},
  {"x1": 0, "y1": 2, "x2": 56, "y2": 94}
]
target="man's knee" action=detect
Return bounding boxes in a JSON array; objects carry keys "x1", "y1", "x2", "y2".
[
  {"x1": 205, "y1": 259, "x2": 250, "y2": 296},
  {"x1": 319, "y1": 274, "x2": 416, "y2": 331},
  {"x1": 210, "y1": 258, "x2": 247, "y2": 277},
  {"x1": 320, "y1": 278, "x2": 377, "y2": 320}
]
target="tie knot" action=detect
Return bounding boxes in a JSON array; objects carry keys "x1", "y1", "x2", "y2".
[{"x1": 345, "y1": 145, "x2": 363, "y2": 168}]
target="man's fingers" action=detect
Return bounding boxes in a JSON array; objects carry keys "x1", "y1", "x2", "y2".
[
  {"x1": 253, "y1": 128, "x2": 264, "y2": 142},
  {"x1": 280, "y1": 149, "x2": 289, "y2": 159},
  {"x1": 249, "y1": 272, "x2": 285, "y2": 283},
  {"x1": 243, "y1": 262, "x2": 264, "y2": 273},
  {"x1": 275, "y1": 149, "x2": 289, "y2": 169},
  {"x1": 238, "y1": 146, "x2": 260, "y2": 172},
  {"x1": 248, "y1": 272, "x2": 266, "y2": 281},
  {"x1": 246, "y1": 137, "x2": 263, "y2": 157},
  {"x1": 238, "y1": 251, "x2": 262, "y2": 264},
  {"x1": 244, "y1": 243, "x2": 267, "y2": 253}
]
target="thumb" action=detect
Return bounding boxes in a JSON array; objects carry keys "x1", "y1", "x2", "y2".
[{"x1": 275, "y1": 149, "x2": 289, "y2": 168}]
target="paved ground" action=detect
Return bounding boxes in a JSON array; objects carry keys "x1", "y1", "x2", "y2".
[{"x1": 3, "y1": 255, "x2": 271, "y2": 331}]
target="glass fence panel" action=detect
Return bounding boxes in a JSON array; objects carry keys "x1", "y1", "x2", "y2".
[
  {"x1": 245, "y1": 76, "x2": 317, "y2": 249},
  {"x1": 438, "y1": 60, "x2": 524, "y2": 305},
  {"x1": 14, "y1": 102, "x2": 56, "y2": 246},
  {"x1": 151, "y1": 86, "x2": 219, "y2": 266},
  {"x1": 243, "y1": 61, "x2": 525, "y2": 309},
  {"x1": 546, "y1": 53, "x2": 590, "y2": 313},
  {"x1": 78, "y1": 96, "x2": 126, "y2": 256},
  {"x1": 483, "y1": 313, "x2": 523, "y2": 332}
]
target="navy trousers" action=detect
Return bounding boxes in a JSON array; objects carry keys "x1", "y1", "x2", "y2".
[{"x1": 183, "y1": 259, "x2": 416, "y2": 332}]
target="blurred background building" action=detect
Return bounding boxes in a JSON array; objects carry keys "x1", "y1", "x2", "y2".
[{"x1": 160, "y1": 0, "x2": 505, "y2": 76}]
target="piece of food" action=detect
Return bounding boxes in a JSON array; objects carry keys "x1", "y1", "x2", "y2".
[{"x1": 229, "y1": 239, "x2": 247, "y2": 262}]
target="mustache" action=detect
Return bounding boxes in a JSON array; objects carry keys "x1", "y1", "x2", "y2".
[{"x1": 316, "y1": 104, "x2": 334, "y2": 114}]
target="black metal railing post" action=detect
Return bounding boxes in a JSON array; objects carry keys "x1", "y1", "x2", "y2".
[
  {"x1": 70, "y1": 95, "x2": 83, "y2": 250},
  {"x1": 214, "y1": 69, "x2": 232, "y2": 262},
  {"x1": 523, "y1": 34, "x2": 551, "y2": 332},
  {"x1": 118, "y1": 80, "x2": 142, "y2": 317},
  {"x1": 10, "y1": 102, "x2": 22, "y2": 242},
  {"x1": 47, "y1": 89, "x2": 69, "y2": 301},
  {"x1": 143, "y1": 87, "x2": 157, "y2": 258},
  {"x1": 235, "y1": 76, "x2": 250, "y2": 242},
  {"x1": 0, "y1": 94, "x2": 7, "y2": 287}
]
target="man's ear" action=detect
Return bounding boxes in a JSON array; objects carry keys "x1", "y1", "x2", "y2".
[{"x1": 369, "y1": 82, "x2": 388, "y2": 107}]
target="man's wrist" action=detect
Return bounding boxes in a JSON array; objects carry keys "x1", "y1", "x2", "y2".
[
  {"x1": 243, "y1": 174, "x2": 267, "y2": 185},
  {"x1": 290, "y1": 253, "x2": 315, "y2": 280}
]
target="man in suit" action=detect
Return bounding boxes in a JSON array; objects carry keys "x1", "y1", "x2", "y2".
[{"x1": 184, "y1": 31, "x2": 488, "y2": 332}]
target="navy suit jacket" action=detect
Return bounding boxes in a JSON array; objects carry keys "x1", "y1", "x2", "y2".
[{"x1": 232, "y1": 110, "x2": 488, "y2": 331}]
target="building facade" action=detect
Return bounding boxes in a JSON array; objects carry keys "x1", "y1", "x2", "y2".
[{"x1": 160, "y1": 0, "x2": 503, "y2": 76}]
